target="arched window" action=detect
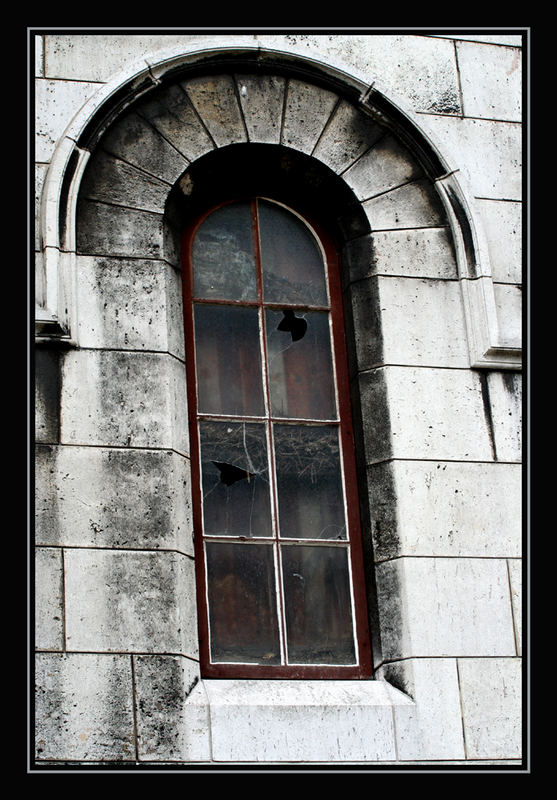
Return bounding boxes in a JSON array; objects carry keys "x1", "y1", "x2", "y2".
[{"x1": 182, "y1": 197, "x2": 372, "y2": 679}]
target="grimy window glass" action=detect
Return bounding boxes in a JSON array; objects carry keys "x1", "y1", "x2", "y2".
[{"x1": 183, "y1": 198, "x2": 372, "y2": 679}]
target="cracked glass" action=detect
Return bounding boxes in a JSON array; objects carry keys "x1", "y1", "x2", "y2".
[
  {"x1": 199, "y1": 420, "x2": 272, "y2": 538},
  {"x1": 274, "y1": 424, "x2": 346, "y2": 541}
]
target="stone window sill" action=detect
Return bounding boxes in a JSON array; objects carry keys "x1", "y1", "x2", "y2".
[{"x1": 183, "y1": 678, "x2": 413, "y2": 763}]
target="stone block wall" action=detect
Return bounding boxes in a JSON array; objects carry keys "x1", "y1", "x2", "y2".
[{"x1": 33, "y1": 30, "x2": 524, "y2": 769}]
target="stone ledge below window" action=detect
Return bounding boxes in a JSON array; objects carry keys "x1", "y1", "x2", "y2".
[{"x1": 181, "y1": 678, "x2": 414, "y2": 763}]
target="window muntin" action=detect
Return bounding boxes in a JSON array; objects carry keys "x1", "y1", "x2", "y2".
[{"x1": 183, "y1": 197, "x2": 372, "y2": 678}]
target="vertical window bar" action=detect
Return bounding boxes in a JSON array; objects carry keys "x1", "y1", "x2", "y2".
[{"x1": 252, "y1": 198, "x2": 288, "y2": 666}]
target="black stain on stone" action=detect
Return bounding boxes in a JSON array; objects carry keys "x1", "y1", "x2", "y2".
[
  {"x1": 381, "y1": 660, "x2": 414, "y2": 699},
  {"x1": 133, "y1": 656, "x2": 198, "y2": 758},
  {"x1": 346, "y1": 362, "x2": 396, "y2": 669},
  {"x1": 428, "y1": 89, "x2": 461, "y2": 116},
  {"x1": 354, "y1": 368, "x2": 393, "y2": 463},
  {"x1": 478, "y1": 371, "x2": 497, "y2": 461},
  {"x1": 58, "y1": 147, "x2": 81, "y2": 247},
  {"x1": 502, "y1": 370, "x2": 520, "y2": 397},
  {"x1": 445, "y1": 184, "x2": 477, "y2": 278},
  {"x1": 374, "y1": 559, "x2": 405, "y2": 666},
  {"x1": 35, "y1": 347, "x2": 61, "y2": 443},
  {"x1": 35, "y1": 445, "x2": 60, "y2": 545},
  {"x1": 367, "y1": 462, "x2": 399, "y2": 560},
  {"x1": 77, "y1": 75, "x2": 156, "y2": 154}
]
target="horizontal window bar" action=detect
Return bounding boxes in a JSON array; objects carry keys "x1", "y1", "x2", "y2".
[
  {"x1": 192, "y1": 297, "x2": 331, "y2": 312},
  {"x1": 202, "y1": 535, "x2": 350, "y2": 546},
  {"x1": 197, "y1": 413, "x2": 341, "y2": 424}
]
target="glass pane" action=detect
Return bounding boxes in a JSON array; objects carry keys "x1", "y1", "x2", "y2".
[
  {"x1": 194, "y1": 304, "x2": 265, "y2": 416},
  {"x1": 199, "y1": 420, "x2": 272, "y2": 538},
  {"x1": 206, "y1": 542, "x2": 281, "y2": 664},
  {"x1": 281, "y1": 544, "x2": 356, "y2": 665},
  {"x1": 193, "y1": 202, "x2": 257, "y2": 301},
  {"x1": 258, "y1": 199, "x2": 328, "y2": 306},
  {"x1": 266, "y1": 308, "x2": 337, "y2": 419},
  {"x1": 274, "y1": 424, "x2": 346, "y2": 540}
]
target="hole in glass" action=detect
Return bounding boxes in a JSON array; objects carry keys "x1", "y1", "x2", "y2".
[
  {"x1": 212, "y1": 461, "x2": 255, "y2": 486},
  {"x1": 266, "y1": 308, "x2": 337, "y2": 419},
  {"x1": 277, "y1": 309, "x2": 308, "y2": 341},
  {"x1": 200, "y1": 420, "x2": 272, "y2": 539}
]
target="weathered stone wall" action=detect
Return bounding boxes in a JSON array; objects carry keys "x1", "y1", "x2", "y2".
[{"x1": 34, "y1": 31, "x2": 523, "y2": 769}]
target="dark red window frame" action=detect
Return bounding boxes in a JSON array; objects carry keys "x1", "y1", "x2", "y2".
[{"x1": 182, "y1": 196, "x2": 372, "y2": 679}]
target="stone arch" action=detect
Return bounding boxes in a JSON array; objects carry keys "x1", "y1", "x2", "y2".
[
  {"x1": 66, "y1": 62, "x2": 468, "y2": 671},
  {"x1": 38, "y1": 44, "x2": 517, "y2": 368},
  {"x1": 73, "y1": 66, "x2": 451, "y2": 254}
]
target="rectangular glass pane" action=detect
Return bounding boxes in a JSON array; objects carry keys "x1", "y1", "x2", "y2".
[
  {"x1": 274, "y1": 424, "x2": 347, "y2": 540},
  {"x1": 258, "y1": 199, "x2": 329, "y2": 306},
  {"x1": 193, "y1": 202, "x2": 257, "y2": 301},
  {"x1": 281, "y1": 544, "x2": 356, "y2": 665},
  {"x1": 194, "y1": 304, "x2": 265, "y2": 416},
  {"x1": 199, "y1": 420, "x2": 273, "y2": 538},
  {"x1": 265, "y1": 309, "x2": 337, "y2": 419},
  {"x1": 206, "y1": 542, "x2": 281, "y2": 664}
]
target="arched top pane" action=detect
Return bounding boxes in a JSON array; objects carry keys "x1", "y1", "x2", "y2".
[
  {"x1": 193, "y1": 202, "x2": 257, "y2": 301},
  {"x1": 258, "y1": 199, "x2": 328, "y2": 306}
]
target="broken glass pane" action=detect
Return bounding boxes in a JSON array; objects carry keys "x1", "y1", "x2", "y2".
[
  {"x1": 266, "y1": 308, "x2": 337, "y2": 419},
  {"x1": 258, "y1": 199, "x2": 328, "y2": 306},
  {"x1": 273, "y1": 424, "x2": 347, "y2": 540},
  {"x1": 194, "y1": 304, "x2": 265, "y2": 417},
  {"x1": 206, "y1": 541, "x2": 281, "y2": 664},
  {"x1": 199, "y1": 420, "x2": 272, "y2": 538},
  {"x1": 276, "y1": 309, "x2": 307, "y2": 341},
  {"x1": 281, "y1": 544, "x2": 356, "y2": 665},
  {"x1": 193, "y1": 202, "x2": 257, "y2": 301}
]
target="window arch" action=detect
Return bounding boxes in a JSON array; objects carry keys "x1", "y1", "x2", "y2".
[{"x1": 182, "y1": 196, "x2": 372, "y2": 679}]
